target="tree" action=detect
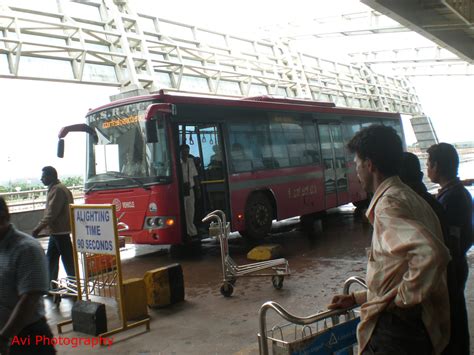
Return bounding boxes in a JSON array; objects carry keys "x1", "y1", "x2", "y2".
[{"x1": 62, "y1": 176, "x2": 84, "y2": 187}]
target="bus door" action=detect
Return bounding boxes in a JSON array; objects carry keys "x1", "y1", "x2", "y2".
[
  {"x1": 318, "y1": 123, "x2": 349, "y2": 208},
  {"x1": 177, "y1": 123, "x2": 229, "y2": 226}
]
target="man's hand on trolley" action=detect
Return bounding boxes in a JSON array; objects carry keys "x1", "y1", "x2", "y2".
[{"x1": 328, "y1": 293, "x2": 356, "y2": 310}]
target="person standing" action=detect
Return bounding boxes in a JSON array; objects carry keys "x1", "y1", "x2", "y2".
[
  {"x1": 400, "y1": 151, "x2": 466, "y2": 355},
  {"x1": 0, "y1": 197, "x2": 56, "y2": 355},
  {"x1": 32, "y1": 166, "x2": 75, "y2": 289},
  {"x1": 180, "y1": 144, "x2": 200, "y2": 239},
  {"x1": 427, "y1": 142, "x2": 472, "y2": 355},
  {"x1": 329, "y1": 125, "x2": 451, "y2": 354}
]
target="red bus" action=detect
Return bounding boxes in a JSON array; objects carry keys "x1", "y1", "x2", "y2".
[{"x1": 58, "y1": 90, "x2": 405, "y2": 245}]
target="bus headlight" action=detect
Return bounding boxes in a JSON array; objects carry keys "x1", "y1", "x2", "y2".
[{"x1": 144, "y1": 216, "x2": 175, "y2": 230}]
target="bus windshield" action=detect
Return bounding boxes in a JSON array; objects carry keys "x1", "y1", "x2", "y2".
[{"x1": 84, "y1": 100, "x2": 171, "y2": 190}]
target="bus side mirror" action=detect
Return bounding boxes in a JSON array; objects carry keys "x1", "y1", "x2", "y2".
[
  {"x1": 145, "y1": 119, "x2": 158, "y2": 143},
  {"x1": 57, "y1": 139, "x2": 65, "y2": 158}
]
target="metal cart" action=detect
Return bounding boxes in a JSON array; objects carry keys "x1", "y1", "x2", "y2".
[
  {"x1": 49, "y1": 220, "x2": 129, "y2": 304},
  {"x1": 202, "y1": 210, "x2": 290, "y2": 297},
  {"x1": 258, "y1": 276, "x2": 367, "y2": 354}
]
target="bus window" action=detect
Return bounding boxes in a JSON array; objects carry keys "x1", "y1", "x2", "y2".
[
  {"x1": 281, "y1": 118, "x2": 306, "y2": 166},
  {"x1": 228, "y1": 121, "x2": 267, "y2": 172},
  {"x1": 302, "y1": 120, "x2": 320, "y2": 165},
  {"x1": 382, "y1": 119, "x2": 404, "y2": 140},
  {"x1": 269, "y1": 119, "x2": 290, "y2": 168}
]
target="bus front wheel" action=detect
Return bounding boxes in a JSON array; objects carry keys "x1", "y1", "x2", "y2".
[{"x1": 242, "y1": 193, "x2": 273, "y2": 240}]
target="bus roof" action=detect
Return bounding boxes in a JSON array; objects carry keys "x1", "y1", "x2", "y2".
[
  {"x1": 87, "y1": 89, "x2": 401, "y2": 119},
  {"x1": 242, "y1": 95, "x2": 336, "y2": 108}
]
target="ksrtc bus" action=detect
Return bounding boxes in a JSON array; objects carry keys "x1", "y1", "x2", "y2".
[{"x1": 58, "y1": 91, "x2": 405, "y2": 245}]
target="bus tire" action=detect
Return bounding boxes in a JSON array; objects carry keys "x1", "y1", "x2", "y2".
[
  {"x1": 300, "y1": 214, "x2": 316, "y2": 233},
  {"x1": 243, "y1": 192, "x2": 273, "y2": 240}
]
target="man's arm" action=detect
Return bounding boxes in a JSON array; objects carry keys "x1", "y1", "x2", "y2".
[
  {"x1": 377, "y1": 202, "x2": 450, "y2": 307},
  {"x1": 32, "y1": 187, "x2": 65, "y2": 236},
  {"x1": 0, "y1": 292, "x2": 42, "y2": 340},
  {"x1": 328, "y1": 290, "x2": 367, "y2": 310},
  {"x1": 190, "y1": 159, "x2": 201, "y2": 195},
  {"x1": 1, "y1": 240, "x2": 49, "y2": 353},
  {"x1": 442, "y1": 191, "x2": 472, "y2": 255}
]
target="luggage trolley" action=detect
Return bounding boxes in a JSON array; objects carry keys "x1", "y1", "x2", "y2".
[
  {"x1": 49, "y1": 220, "x2": 129, "y2": 304},
  {"x1": 258, "y1": 276, "x2": 367, "y2": 354},
  {"x1": 202, "y1": 210, "x2": 290, "y2": 297}
]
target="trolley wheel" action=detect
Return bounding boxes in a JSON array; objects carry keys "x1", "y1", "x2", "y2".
[
  {"x1": 272, "y1": 275, "x2": 284, "y2": 290},
  {"x1": 220, "y1": 282, "x2": 234, "y2": 297},
  {"x1": 242, "y1": 192, "x2": 273, "y2": 240}
]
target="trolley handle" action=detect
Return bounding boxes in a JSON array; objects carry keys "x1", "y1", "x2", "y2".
[
  {"x1": 202, "y1": 210, "x2": 227, "y2": 236},
  {"x1": 117, "y1": 222, "x2": 129, "y2": 233},
  {"x1": 258, "y1": 276, "x2": 367, "y2": 355}
]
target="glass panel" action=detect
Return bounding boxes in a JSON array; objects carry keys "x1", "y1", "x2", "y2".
[
  {"x1": 256, "y1": 44, "x2": 274, "y2": 56},
  {"x1": 217, "y1": 80, "x2": 241, "y2": 96},
  {"x1": 159, "y1": 21, "x2": 194, "y2": 40},
  {"x1": 382, "y1": 119, "x2": 404, "y2": 140},
  {"x1": 302, "y1": 120, "x2": 321, "y2": 164},
  {"x1": 181, "y1": 75, "x2": 209, "y2": 92},
  {"x1": 140, "y1": 17, "x2": 157, "y2": 32},
  {"x1": 200, "y1": 126, "x2": 224, "y2": 180},
  {"x1": 21, "y1": 33, "x2": 66, "y2": 47},
  {"x1": 228, "y1": 119, "x2": 268, "y2": 172},
  {"x1": 319, "y1": 124, "x2": 336, "y2": 193},
  {"x1": 276, "y1": 87, "x2": 288, "y2": 97},
  {"x1": 85, "y1": 100, "x2": 170, "y2": 189},
  {"x1": 19, "y1": 56, "x2": 74, "y2": 79},
  {"x1": 248, "y1": 84, "x2": 268, "y2": 96},
  {"x1": 155, "y1": 72, "x2": 172, "y2": 88},
  {"x1": 64, "y1": 2, "x2": 102, "y2": 21},
  {"x1": 342, "y1": 120, "x2": 361, "y2": 156},
  {"x1": 269, "y1": 119, "x2": 290, "y2": 168},
  {"x1": 229, "y1": 38, "x2": 254, "y2": 53},
  {"x1": 330, "y1": 125, "x2": 347, "y2": 191},
  {"x1": 198, "y1": 30, "x2": 227, "y2": 47},
  {"x1": 83, "y1": 63, "x2": 117, "y2": 82},
  {"x1": 0, "y1": 54, "x2": 9, "y2": 74}
]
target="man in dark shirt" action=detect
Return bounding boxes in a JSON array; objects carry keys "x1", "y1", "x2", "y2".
[{"x1": 427, "y1": 143, "x2": 472, "y2": 355}]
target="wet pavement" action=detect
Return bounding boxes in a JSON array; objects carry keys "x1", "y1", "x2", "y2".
[{"x1": 41, "y1": 205, "x2": 474, "y2": 354}]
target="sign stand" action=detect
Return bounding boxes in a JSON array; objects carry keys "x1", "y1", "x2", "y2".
[{"x1": 57, "y1": 204, "x2": 150, "y2": 340}]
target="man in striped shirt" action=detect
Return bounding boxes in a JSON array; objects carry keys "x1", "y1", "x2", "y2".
[
  {"x1": 0, "y1": 197, "x2": 56, "y2": 354},
  {"x1": 329, "y1": 125, "x2": 451, "y2": 354}
]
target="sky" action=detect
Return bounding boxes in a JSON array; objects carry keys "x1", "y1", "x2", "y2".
[{"x1": 1, "y1": 0, "x2": 473, "y2": 183}]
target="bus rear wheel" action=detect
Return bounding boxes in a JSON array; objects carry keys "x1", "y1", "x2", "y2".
[{"x1": 242, "y1": 193, "x2": 273, "y2": 240}]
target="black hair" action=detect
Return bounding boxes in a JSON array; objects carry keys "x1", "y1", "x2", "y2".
[
  {"x1": 347, "y1": 124, "x2": 403, "y2": 177},
  {"x1": 180, "y1": 144, "x2": 190, "y2": 151},
  {"x1": 399, "y1": 152, "x2": 423, "y2": 183},
  {"x1": 427, "y1": 143, "x2": 459, "y2": 179},
  {"x1": 42, "y1": 166, "x2": 58, "y2": 179},
  {"x1": 0, "y1": 196, "x2": 10, "y2": 222}
]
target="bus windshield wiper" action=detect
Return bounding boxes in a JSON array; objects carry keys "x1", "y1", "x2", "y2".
[
  {"x1": 85, "y1": 182, "x2": 108, "y2": 194},
  {"x1": 106, "y1": 171, "x2": 151, "y2": 190}
]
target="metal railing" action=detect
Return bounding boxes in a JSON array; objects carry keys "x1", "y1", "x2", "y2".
[
  {"x1": 1, "y1": 186, "x2": 84, "y2": 213},
  {"x1": 0, "y1": 0, "x2": 424, "y2": 115}
]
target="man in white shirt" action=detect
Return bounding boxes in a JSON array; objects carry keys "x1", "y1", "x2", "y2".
[{"x1": 180, "y1": 144, "x2": 200, "y2": 239}]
